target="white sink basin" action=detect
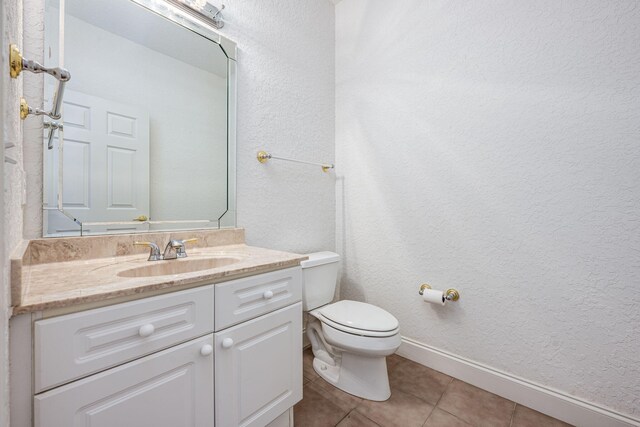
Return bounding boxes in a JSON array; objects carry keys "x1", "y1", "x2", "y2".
[{"x1": 118, "y1": 257, "x2": 242, "y2": 278}]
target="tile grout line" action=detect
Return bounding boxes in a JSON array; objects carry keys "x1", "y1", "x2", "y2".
[
  {"x1": 347, "y1": 409, "x2": 383, "y2": 427},
  {"x1": 307, "y1": 374, "x2": 376, "y2": 426},
  {"x1": 388, "y1": 371, "x2": 453, "y2": 409},
  {"x1": 433, "y1": 376, "x2": 455, "y2": 408},
  {"x1": 429, "y1": 407, "x2": 476, "y2": 427},
  {"x1": 421, "y1": 409, "x2": 435, "y2": 427},
  {"x1": 300, "y1": 380, "x2": 353, "y2": 426},
  {"x1": 332, "y1": 410, "x2": 351, "y2": 427},
  {"x1": 421, "y1": 377, "x2": 456, "y2": 427},
  {"x1": 508, "y1": 402, "x2": 517, "y2": 427},
  {"x1": 431, "y1": 376, "x2": 518, "y2": 427}
]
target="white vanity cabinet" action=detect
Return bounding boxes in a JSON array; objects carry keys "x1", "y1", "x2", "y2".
[
  {"x1": 26, "y1": 267, "x2": 303, "y2": 427},
  {"x1": 214, "y1": 267, "x2": 303, "y2": 427}
]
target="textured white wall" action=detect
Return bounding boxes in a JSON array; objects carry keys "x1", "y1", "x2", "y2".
[
  {"x1": 336, "y1": 0, "x2": 640, "y2": 418},
  {"x1": 219, "y1": 0, "x2": 336, "y2": 253},
  {"x1": 1, "y1": 0, "x2": 25, "y2": 424},
  {"x1": 23, "y1": 0, "x2": 43, "y2": 240}
]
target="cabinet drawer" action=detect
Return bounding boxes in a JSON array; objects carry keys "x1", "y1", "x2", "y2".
[
  {"x1": 34, "y1": 285, "x2": 214, "y2": 393},
  {"x1": 35, "y1": 334, "x2": 214, "y2": 427},
  {"x1": 215, "y1": 267, "x2": 302, "y2": 331}
]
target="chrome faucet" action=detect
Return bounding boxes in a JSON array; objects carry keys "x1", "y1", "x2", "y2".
[
  {"x1": 163, "y1": 240, "x2": 182, "y2": 260},
  {"x1": 134, "y1": 238, "x2": 198, "y2": 261}
]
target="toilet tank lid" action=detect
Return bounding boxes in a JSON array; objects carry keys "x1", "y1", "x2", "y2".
[{"x1": 301, "y1": 251, "x2": 340, "y2": 268}]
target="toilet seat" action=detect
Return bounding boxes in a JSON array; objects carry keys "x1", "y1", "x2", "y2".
[
  {"x1": 319, "y1": 320, "x2": 402, "y2": 356},
  {"x1": 311, "y1": 300, "x2": 399, "y2": 338}
]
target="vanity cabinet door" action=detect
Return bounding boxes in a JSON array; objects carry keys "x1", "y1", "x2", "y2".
[
  {"x1": 215, "y1": 302, "x2": 302, "y2": 427},
  {"x1": 34, "y1": 334, "x2": 214, "y2": 427}
]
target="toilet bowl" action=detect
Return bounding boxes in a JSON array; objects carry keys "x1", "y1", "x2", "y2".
[{"x1": 301, "y1": 253, "x2": 401, "y2": 401}]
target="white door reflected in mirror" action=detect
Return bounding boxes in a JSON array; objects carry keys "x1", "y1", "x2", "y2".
[{"x1": 46, "y1": 90, "x2": 150, "y2": 233}]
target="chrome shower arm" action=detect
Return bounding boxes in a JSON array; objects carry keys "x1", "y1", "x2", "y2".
[
  {"x1": 19, "y1": 56, "x2": 71, "y2": 82},
  {"x1": 44, "y1": 78, "x2": 68, "y2": 148},
  {"x1": 10, "y1": 44, "x2": 71, "y2": 149},
  {"x1": 47, "y1": 77, "x2": 67, "y2": 120}
]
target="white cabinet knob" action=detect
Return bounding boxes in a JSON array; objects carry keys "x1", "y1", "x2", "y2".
[
  {"x1": 221, "y1": 338, "x2": 234, "y2": 349},
  {"x1": 138, "y1": 323, "x2": 155, "y2": 337},
  {"x1": 263, "y1": 290, "x2": 274, "y2": 300},
  {"x1": 200, "y1": 344, "x2": 213, "y2": 357}
]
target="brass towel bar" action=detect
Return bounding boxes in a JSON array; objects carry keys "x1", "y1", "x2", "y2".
[{"x1": 257, "y1": 151, "x2": 335, "y2": 173}]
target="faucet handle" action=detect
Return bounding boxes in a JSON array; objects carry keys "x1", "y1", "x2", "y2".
[
  {"x1": 134, "y1": 241, "x2": 162, "y2": 261},
  {"x1": 175, "y1": 238, "x2": 198, "y2": 258}
]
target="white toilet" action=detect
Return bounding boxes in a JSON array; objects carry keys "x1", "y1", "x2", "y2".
[{"x1": 302, "y1": 252, "x2": 401, "y2": 401}]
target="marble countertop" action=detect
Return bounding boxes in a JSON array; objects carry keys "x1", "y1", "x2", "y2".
[{"x1": 12, "y1": 234, "x2": 307, "y2": 315}]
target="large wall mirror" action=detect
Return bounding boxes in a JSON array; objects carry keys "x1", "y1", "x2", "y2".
[{"x1": 43, "y1": 0, "x2": 236, "y2": 237}]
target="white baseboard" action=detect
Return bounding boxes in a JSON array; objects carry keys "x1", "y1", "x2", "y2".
[{"x1": 397, "y1": 337, "x2": 640, "y2": 427}]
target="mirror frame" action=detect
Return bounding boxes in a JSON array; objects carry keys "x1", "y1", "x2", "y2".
[{"x1": 44, "y1": 0, "x2": 237, "y2": 237}]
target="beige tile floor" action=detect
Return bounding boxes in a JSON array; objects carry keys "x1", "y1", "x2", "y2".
[{"x1": 295, "y1": 349, "x2": 573, "y2": 427}]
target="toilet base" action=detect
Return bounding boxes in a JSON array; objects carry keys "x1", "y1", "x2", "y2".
[{"x1": 313, "y1": 352, "x2": 391, "y2": 401}]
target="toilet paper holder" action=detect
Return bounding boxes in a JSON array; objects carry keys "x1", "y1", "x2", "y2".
[{"x1": 419, "y1": 284, "x2": 460, "y2": 302}]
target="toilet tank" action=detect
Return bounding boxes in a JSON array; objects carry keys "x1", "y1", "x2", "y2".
[{"x1": 301, "y1": 252, "x2": 340, "y2": 311}]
